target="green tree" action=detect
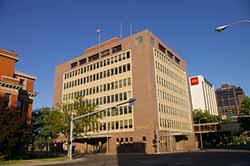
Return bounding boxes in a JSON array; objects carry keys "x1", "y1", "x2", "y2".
[
  {"x1": 0, "y1": 111, "x2": 32, "y2": 159},
  {"x1": 193, "y1": 109, "x2": 220, "y2": 124},
  {"x1": 60, "y1": 97, "x2": 98, "y2": 138},
  {"x1": 33, "y1": 107, "x2": 65, "y2": 151},
  {"x1": 240, "y1": 97, "x2": 250, "y2": 115},
  {"x1": 238, "y1": 97, "x2": 250, "y2": 131},
  {"x1": 32, "y1": 97, "x2": 98, "y2": 152}
]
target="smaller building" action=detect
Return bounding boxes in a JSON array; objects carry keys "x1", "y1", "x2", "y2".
[
  {"x1": 0, "y1": 48, "x2": 37, "y2": 125},
  {"x1": 189, "y1": 75, "x2": 218, "y2": 115},
  {"x1": 216, "y1": 84, "x2": 245, "y2": 118}
]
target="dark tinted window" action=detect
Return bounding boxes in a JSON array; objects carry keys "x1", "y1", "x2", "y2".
[
  {"x1": 71, "y1": 62, "x2": 77, "y2": 68},
  {"x1": 112, "y1": 44, "x2": 122, "y2": 53},
  {"x1": 158, "y1": 43, "x2": 166, "y2": 53},
  {"x1": 79, "y1": 58, "x2": 87, "y2": 65},
  {"x1": 88, "y1": 53, "x2": 99, "y2": 62}
]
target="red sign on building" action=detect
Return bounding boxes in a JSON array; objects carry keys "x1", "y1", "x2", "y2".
[{"x1": 190, "y1": 77, "x2": 199, "y2": 86}]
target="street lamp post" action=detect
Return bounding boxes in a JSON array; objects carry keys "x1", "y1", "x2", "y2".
[
  {"x1": 68, "y1": 98, "x2": 136, "y2": 160},
  {"x1": 215, "y1": 20, "x2": 250, "y2": 32},
  {"x1": 198, "y1": 118, "x2": 207, "y2": 149}
]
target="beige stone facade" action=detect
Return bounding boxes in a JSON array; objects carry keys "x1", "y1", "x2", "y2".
[{"x1": 53, "y1": 30, "x2": 196, "y2": 153}]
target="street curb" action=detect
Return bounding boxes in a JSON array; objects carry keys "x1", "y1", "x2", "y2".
[{"x1": 196, "y1": 149, "x2": 250, "y2": 153}]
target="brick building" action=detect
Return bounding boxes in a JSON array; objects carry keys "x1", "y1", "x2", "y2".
[
  {"x1": 54, "y1": 30, "x2": 196, "y2": 153},
  {"x1": 216, "y1": 84, "x2": 245, "y2": 118},
  {"x1": 0, "y1": 48, "x2": 37, "y2": 125}
]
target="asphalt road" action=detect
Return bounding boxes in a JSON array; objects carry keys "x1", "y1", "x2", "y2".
[{"x1": 42, "y1": 151, "x2": 250, "y2": 166}]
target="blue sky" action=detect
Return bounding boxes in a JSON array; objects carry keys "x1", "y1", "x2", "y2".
[{"x1": 0, "y1": 0, "x2": 249, "y2": 109}]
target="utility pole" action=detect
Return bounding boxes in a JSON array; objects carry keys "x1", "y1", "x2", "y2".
[
  {"x1": 120, "y1": 23, "x2": 123, "y2": 38},
  {"x1": 130, "y1": 24, "x2": 132, "y2": 36},
  {"x1": 199, "y1": 118, "x2": 207, "y2": 149},
  {"x1": 69, "y1": 115, "x2": 73, "y2": 160}
]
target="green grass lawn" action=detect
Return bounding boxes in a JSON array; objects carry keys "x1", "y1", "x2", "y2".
[
  {"x1": 0, "y1": 157, "x2": 67, "y2": 165},
  {"x1": 36, "y1": 157, "x2": 66, "y2": 162}
]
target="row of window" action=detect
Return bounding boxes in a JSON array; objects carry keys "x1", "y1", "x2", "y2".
[
  {"x1": 83, "y1": 119, "x2": 133, "y2": 132},
  {"x1": 63, "y1": 77, "x2": 131, "y2": 101},
  {"x1": 116, "y1": 137, "x2": 133, "y2": 143},
  {"x1": 159, "y1": 118, "x2": 191, "y2": 130},
  {"x1": 64, "y1": 91, "x2": 132, "y2": 110},
  {"x1": 64, "y1": 63, "x2": 131, "y2": 89},
  {"x1": 70, "y1": 44, "x2": 122, "y2": 69},
  {"x1": 155, "y1": 61, "x2": 185, "y2": 85},
  {"x1": 156, "y1": 75, "x2": 187, "y2": 96},
  {"x1": 65, "y1": 51, "x2": 130, "y2": 80},
  {"x1": 157, "y1": 89, "x2": 188, "y2": 108},
  {"x1": 218, "y1": 107, "x2": 238, "y2": 116},
  {"x1": 97, "y1": 105, "x2": 133, "y2": 118},
  {"x1": 116, "y1": 136, "x2": 147, "y2": 144},
  {"x1": 154, "y1": 49, "x2": 184, "y2": 78},
  {"x1": 158, "y1": 103, "x2": 189, "y2": 118}
]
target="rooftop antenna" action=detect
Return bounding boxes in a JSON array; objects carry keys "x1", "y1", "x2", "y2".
[
  {"x1": 96, "y1": 27, "x2": 101, "y2": 54},
  {"x1": 130, "y1": 24, "x2": 133, "y2": 36},
  {"x1": 120, "y1": 23, "x2": 123, "y2": 38}
]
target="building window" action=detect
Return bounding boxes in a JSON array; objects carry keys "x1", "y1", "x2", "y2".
[
  {"x1": 129, "y1": 119, "x2": 132, "y2": 128},
  {"x1": 120, "y1": 120, "x2": 123, "y2": 129},
  {"x1": 123, "y1": 64, "x2": 126, "y2": 72},
  {"x1": 79, "y1": 58, "x2": 87, "y2": 65},
  {"x1": 167, "y1": 51, "x2": 174, "y2": 59},
  {"x1": 112, "y1": 44, "x2": 122, "y2": 53},
  {"x1": 101, "y1": 49, "x2": 110, "y2": 57},
  {"x1": 19, "y1": 79, "x2": 25, "y2": 85},
  {"x1": 124, "y1": 106, "x2": 127, "y2": 114},
  {"x1": 174, "y1": 57, "x2": 180, "y2": 64},
  {"x1": 127, "y1": 64, "x2": 131, "y2": 71},
  {"x1": 125, "y1": 137, "x2": 128, "y2": 142},
  {"x1": 128, "y1": 105, "x2": 132, "y2": 113},
  {"x1": 119, "y1": 107, "x2": 123, "y2": 115},
  {"x1": 142, "y1": 136, "x2": 147, "y2": 141},
  {"x1": 128, "y1": 78, "x2": 131, "y2": 86},
  {"x1": 116, "y1": 121, "x2": 119, "y2": 129},
  {"x1": 70, "y1": 62, "x2": 77, "y2": 68},
  {"x1": 158, "y1": 43, "x2": 166, "y2": 53},
  {"x1": 119, "y1": 66, "x2": 122, "y2": 73},
  {"x1": 127, "y1": 51, "x2": 130, "y2": 59},
  {"x1": 124, "y1": 120, "x2": 128, "y2": 128},
  {"x1": 88, "y1": 53, "x2": 99, "y2": 62},
  {"x1": 1, "y1": 93, "x2": 10, "y2": 110}
]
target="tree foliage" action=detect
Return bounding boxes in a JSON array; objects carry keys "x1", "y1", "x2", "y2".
[
  {"x1": 193, "y1": 109, "x2": 220, "y2": 124},
  {"x1": 60, "y1": 97, "x2": 98, "y2": 137},
  {"x1": 32, "y1": 108, "x2": 65, "y2": 151},
  {"x1": 32, "y1": 97, "x2": 98, "y2": 152},
  {"x1": 240, "y1": 97, "x2": 250, "y2": 115},
  {"x1": 238, "y1": 97, "x2": 250, "y2": 131},
  {"x1": 0, "y1": 111, "x2": 31, "y2": 159},
  {"x1": 37, "y1": 108, "x2": 65, "y2": 139}
]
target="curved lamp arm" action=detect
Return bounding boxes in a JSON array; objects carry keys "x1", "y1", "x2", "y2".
[{"x1": 215, "y1": 20, "x2": 250, "y2": 32}]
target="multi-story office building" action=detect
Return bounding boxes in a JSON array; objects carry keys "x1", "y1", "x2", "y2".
[
  {"x1": 54, "y1": 30, "x2": 195, "y2": 153},
  {"x1": 189, "y1": 75, "x2": 218, "y2": 115},
  {"x1": 216, "y1": 84, "x2": 245, "y2": 117},
  {"x1": 0, "y1": 48, "x2": 37, "y2": 125}
]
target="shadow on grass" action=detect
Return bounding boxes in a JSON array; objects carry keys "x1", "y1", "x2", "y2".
[{"x1": 0, "y1": 156, "x2": 67, "y2": 165}]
